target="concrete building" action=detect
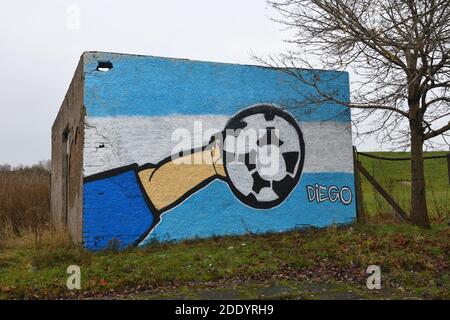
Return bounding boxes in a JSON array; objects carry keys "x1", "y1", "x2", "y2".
[{"x1": 51, "y1": 51, "x2": 355, "y2": 250}]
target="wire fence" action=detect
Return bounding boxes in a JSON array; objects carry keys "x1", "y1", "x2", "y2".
[{"x1": 357, "y1": 151, "x2": 450, "y2": 222}]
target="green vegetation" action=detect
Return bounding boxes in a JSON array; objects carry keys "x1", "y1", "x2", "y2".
[
  {"x1": 359, "y1": 151, "x2": 449, "y2": 220},
  {"x1": 0, "y1": 224, "x2": 448, "y2": 299},
  {"x1": 0, "y1": 154, "x2": 448, "y2": 300}
]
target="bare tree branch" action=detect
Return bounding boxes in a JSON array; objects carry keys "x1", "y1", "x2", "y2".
[{"x1": 424, "y1": 121, "x2": 450, "y2": 140}]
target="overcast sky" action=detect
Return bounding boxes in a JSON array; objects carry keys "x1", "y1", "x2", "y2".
[{"x1": 1, "y1": 0, "x2": 444, "y2": 166}]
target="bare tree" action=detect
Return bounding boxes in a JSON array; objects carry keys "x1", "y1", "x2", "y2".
[{"x1": 260, "y1": 0, "x2": 450, "y2": 228}]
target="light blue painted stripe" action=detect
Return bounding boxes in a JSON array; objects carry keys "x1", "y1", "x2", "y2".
[
  {"x1": 141, "y1": 172, "x2": 356, "y2": 245},
  {"x1": 83, "y1": 52, "x2": 350, "y2": 122}
]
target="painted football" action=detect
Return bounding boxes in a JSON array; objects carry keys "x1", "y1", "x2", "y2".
[{"x1": 222, "y1": 105, "x2": 305, "y2": 209}]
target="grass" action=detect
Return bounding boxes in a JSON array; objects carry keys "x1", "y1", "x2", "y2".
[
  {"x1": 0, "y1": 155, "x2": 448, "y2": 299},
  {"x1": 358, "y1": 151, "x2": 449, "y2": 221},
  {"x1": 0, "y1": 223, "x2": 448, "y2": 299}
]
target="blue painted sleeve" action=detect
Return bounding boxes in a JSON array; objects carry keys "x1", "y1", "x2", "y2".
[{"x1": 83, "y1": 166, "x2": 154, "y2": 250}]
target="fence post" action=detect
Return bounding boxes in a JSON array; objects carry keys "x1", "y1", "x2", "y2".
[
  {"x1": 353, "y1": 147, "x2": 366, "y2": 224},
  {"x1": 356, "y1": 161, "x2": 410, "y2": 222}
]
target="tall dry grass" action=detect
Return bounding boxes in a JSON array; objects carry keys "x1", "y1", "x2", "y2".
[{"x1": 0, "y1": 163, "x2": 53, "y2": 246}]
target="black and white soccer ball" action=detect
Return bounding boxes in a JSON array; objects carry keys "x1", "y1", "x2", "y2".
[{"x1": 222, "y1": 105, "x2": 305, "y2": 209}]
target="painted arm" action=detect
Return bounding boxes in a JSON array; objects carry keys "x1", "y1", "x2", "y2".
[{"x1": 138, "y1": 143, "x2": 226, "y2": 212}]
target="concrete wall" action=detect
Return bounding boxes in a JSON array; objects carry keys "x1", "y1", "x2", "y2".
[
  {"x1": 80, "y1": 52, "x2": 356, "y2": 250},
  {"x1": 51, "y1": 56, "x2": 84, "y2": 243}
]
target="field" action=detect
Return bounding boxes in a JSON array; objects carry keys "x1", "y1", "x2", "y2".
[
  {"x1": 358, "y1": 151, "x2": 449, "y2": 221},
  {"x1": 0, "y1": 153, "x2": 449, "y2": 299},
  {"x1": 0, "y1": 165, "x2": 50, "y2": 233}
]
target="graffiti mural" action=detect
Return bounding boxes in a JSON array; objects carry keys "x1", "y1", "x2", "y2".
[
  {"x1": 81, "y1": 52, "x2": 356, "y2": 250},
  {"x1": 84, "y1": 105, "x2": 305, "y2": 248},
  {"x1": 306, "y1": 184, "x2": 353, "y2": 205}
]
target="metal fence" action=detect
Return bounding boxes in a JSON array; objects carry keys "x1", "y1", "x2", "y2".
[{"x1": 353, "y1": 149, "x2": 450, "y2": 223}]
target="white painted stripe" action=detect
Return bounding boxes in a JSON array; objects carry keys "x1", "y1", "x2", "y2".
[{"x1": 83, "y1": 116, "x2": 353, "y2": 177}]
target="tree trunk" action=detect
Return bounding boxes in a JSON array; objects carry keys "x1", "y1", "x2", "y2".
[{"x1": 409, "y1": 119, "x2": 431, "y2": 228}]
